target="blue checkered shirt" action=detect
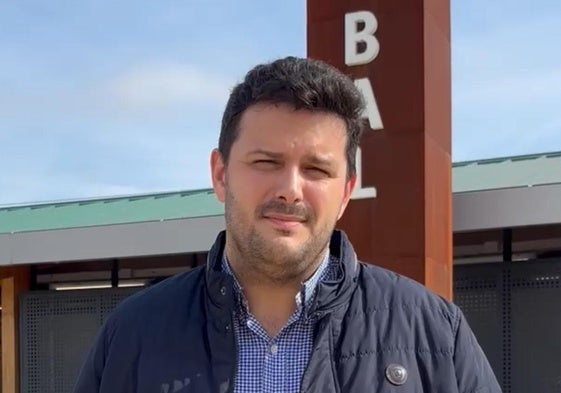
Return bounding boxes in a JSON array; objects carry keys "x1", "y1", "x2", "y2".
[{"x1": 222, "y1": 252, "x2": 337, "y2": 393}]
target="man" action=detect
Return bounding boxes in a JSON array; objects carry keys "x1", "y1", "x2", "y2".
[{"x1": 74, "y1": 57, "x2": 501, "y2": 393}]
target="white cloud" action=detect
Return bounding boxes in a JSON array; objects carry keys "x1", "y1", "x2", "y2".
[
  {"x1": 0, "y1": 62, "x2": 235, "y2": 121},
  {"x1": 0, "y1": 169, "x2": 149, "y2": 206},
  {"x1": 454, "y1": 69, "x2": 561, "y2": 107},
  {"x1": 108, "y1": 63, "x2": 233, "y2": 111}
]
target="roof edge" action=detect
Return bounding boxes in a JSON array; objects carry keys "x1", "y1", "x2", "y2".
[
  {"x1": 452, "y1": 150, "x2": 561, "y2": 167},
  {"x1": 0, "y1": 188, "x2": 215, "y2": 211}
]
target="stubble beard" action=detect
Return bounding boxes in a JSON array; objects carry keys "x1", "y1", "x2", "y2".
[{"x1": 224, "y1": 187, "x2": 334, "y2": 286}]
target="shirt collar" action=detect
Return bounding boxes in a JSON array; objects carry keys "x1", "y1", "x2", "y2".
[{"x1": 221, "y1": 250, "x2": 331, "y2": 313}]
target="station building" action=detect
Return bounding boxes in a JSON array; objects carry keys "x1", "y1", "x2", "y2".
[{"x1": 0, "y1": 150, "x2": 560, "y2": 393}]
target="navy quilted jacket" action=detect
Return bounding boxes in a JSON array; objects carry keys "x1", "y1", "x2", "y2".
[{"x1": 73, "y1": 230, "x2": 501, "y2": 393}]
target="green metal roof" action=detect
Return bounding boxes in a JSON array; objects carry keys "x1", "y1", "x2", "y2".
[
  {"x1": 0, "y1": 189, "x2": 224, "y2": 234},
  {"x1": 1, "y1": 151, "x2": 560, "y2": 234},
  {"x1": 452, "y1": 151, "x2": 561, "y2": 193}
]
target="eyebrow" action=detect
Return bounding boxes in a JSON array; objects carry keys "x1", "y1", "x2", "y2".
[
  {"x1": 246, "y1": 149, "x2": 283, "y2": 159},
  {"x1": 247, "y1": 149, "x2": 335, "y2": 168},
  {"x1": 305, "y1": 155, "x2": 335, "y2": 168}
]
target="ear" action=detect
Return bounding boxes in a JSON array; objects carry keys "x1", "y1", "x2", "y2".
[
  {"x1": 210, "y1": 149, "x2": 226, "y2": 203},
  {"x1": 337, "y1": 173, "x2": 356, "y2": 220}
]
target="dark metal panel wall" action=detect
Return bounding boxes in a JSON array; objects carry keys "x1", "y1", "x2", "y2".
[
  {"x1": 454, "y1": 264, "x2": 503, "y2": 385},
  {"x1": 509, "y1": 262, "x2": 561, "y2": 393},
  {"x1": 20, "y1": 288, "x2": 140, "y2": 393},
  {"x1": 454, "y1": 259, "x2": 561, "y2": 393}
]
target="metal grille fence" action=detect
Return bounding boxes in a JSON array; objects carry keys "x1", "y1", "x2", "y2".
[
  {"x1": 454, "y1": 259, "x2": 561, "y2": 393},
  {"x1": 19, "y1": 288, "x2": 140, "y2": 393}
]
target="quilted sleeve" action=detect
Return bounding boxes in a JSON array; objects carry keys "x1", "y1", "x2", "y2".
[
  {"x1": 72, "y1": 322, "x2": 109, "y2": 393},
  {"x1": 452, "y1": 306, "x2": 502, "y2": 393}
]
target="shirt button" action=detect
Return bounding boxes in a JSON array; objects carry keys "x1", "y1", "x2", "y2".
[{"x1": 269, "y1": 344, "x2": 278, "y2": 355}]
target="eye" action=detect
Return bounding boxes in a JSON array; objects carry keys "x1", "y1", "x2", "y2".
[
  {"x1": 252, "y1": 159, "x2": 279, "y2": 169},
  {"x1": 305, "y1": 167, "x2": 330, "y2": 178}
]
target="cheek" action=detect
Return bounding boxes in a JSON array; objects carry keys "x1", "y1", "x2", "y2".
[
  {"x1": 305, "y1": 184, "x2": 345, "y2": 219},
  {"x1": 228, "y1": 174, "x2": 268, "y2": 213}
]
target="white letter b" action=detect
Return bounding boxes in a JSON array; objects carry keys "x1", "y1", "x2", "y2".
[{"x1": 345, "y1": 11, "x2": 380, "y2": 66}]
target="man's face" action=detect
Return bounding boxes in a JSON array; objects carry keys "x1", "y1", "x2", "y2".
[{"x1": 211, "y1": 103, "x2": 355, "y2": 283}]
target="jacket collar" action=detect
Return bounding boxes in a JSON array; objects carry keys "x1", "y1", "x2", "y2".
[
  {"x1": 204, "y1": 230, "x2": 359, "y2": 315},
  {"x1": 311, "y1": 230, "x2": 360, "y2": 316}
]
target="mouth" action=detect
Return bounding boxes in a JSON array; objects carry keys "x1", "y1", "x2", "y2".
[{"x1": 262, "y1": 214, "x2": 306, "y2": 230}]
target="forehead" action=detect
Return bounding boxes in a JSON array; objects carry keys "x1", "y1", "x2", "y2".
[{"x1": 234, "y1": 103, "x2": 348, "y2": 153}]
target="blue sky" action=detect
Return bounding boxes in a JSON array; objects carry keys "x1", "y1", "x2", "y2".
[{"x1": 1, "y1": 1, "x2": 560, "y2": 205}]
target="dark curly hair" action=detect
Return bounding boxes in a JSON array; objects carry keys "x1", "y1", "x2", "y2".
[{"x1": 219, "y1": 56, "x2": 365, "y2": 177}]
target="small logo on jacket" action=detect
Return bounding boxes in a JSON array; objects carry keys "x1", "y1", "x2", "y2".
[{"x1": 161, "y1": 378, "x2": 191, "y2": 393}]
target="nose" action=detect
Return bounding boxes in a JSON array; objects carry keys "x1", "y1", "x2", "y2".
[{"x1": 274, "y1": 166, "x2": 304, "y2": 204}]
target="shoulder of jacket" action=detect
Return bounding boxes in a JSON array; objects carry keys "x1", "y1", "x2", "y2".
[
  {"x1": 104, "y1": 266, "x2": 206, "y2": 329},
  {"x1": 356, "y1": 261, "x2": 459, "y2": 323}
]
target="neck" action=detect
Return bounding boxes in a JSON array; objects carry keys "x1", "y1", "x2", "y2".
[
  {"x1": 241, "y1": 284, "x2": 300, "y2": 337},
  {"x1": 224, "y1": 244, "x2": 326, "y2": 337}
]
